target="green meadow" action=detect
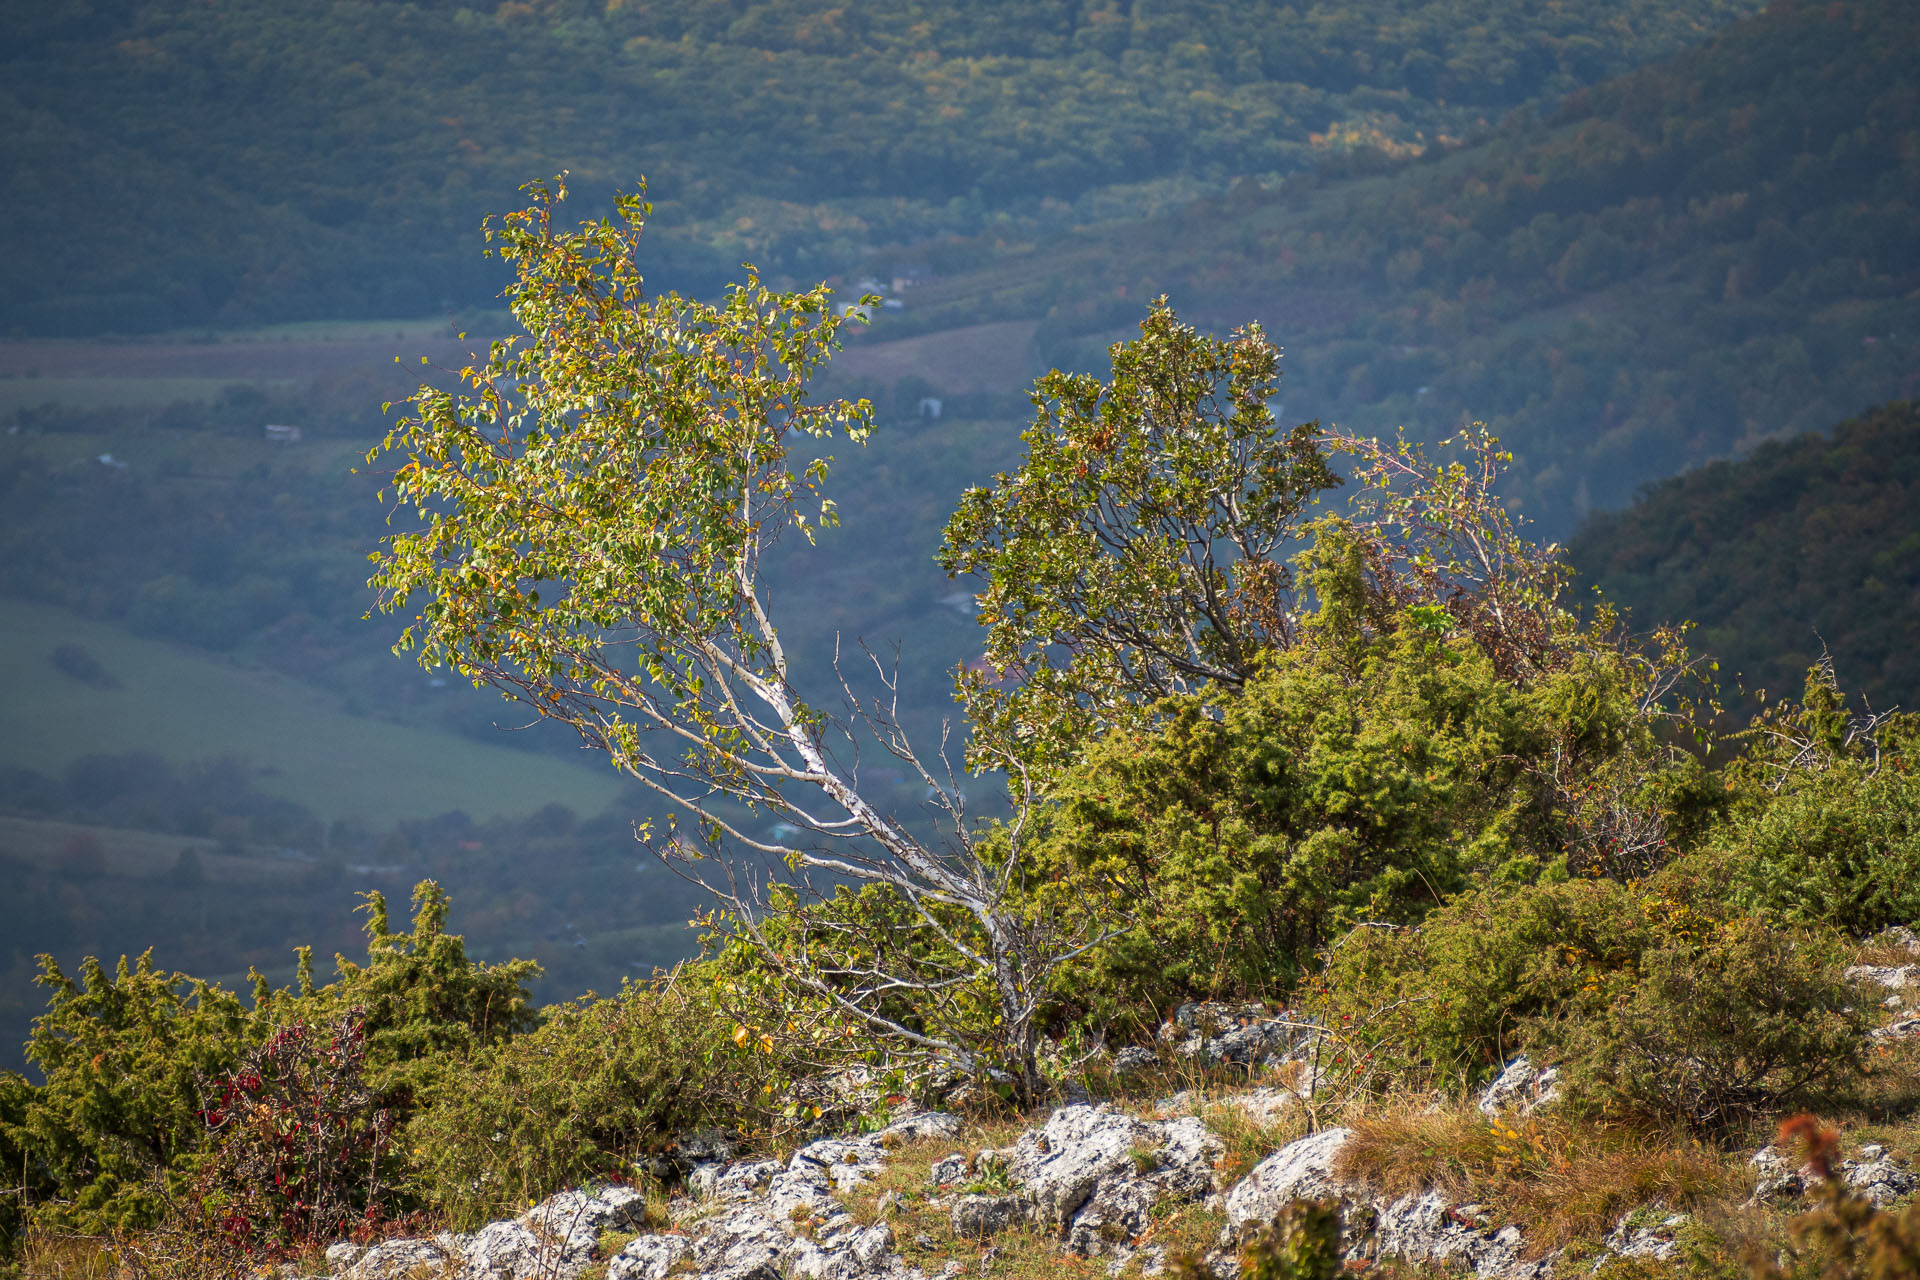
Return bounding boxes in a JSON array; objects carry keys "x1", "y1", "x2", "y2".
[{"x1": 0, "y1": 596, "x2": 626, "y2": 827}]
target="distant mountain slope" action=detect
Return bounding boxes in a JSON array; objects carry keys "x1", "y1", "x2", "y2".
[
  {"x1": 897, "y1": 0, "x2": 1919, "y2": 532},
  {"x1": 0, "y1": 0, "x2": 1762, "y2": 334},
  {"x1": 1569, "y1": 401, "x2": 1920, "y2": 714}
]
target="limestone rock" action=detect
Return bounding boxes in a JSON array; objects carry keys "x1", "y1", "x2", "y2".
[
  {"x1": 1372, "y1": 1192, "x2": 1549, "y2": 1279},
  {"x1": 1842, "y1": 1144, "x2": 1920, "y2": 1207},
  {"x1": 952, "y1": 1194, "x2": 1028, "y2": 1240},
  {"x1": 1065, "y1": 1175, "x2": 1156, "y2": 1256},
  {"x1": 1747, "y1": 1145, "x2": 1805, "y2": 1203},
  {"x1": 1874, "y1": 1015, "x2": 1920, "y2": 1042},
  {"x1": 1223, "y1": 1128, "x2": 1353, "y2": 1228},
  {"x1": 880, "y1": 1111, "x2": 964, "y2": 1143},
  {"x1": 688, "y1": 1206, "x2": 792, "y2": 1280},
  {"x1": 607, "y1": 1234, "x2": 690, "y2": 1280},
  {"x1": 1172, "y1": 1086, "x2": 1301, "y2": 1127},
  {"x1": 1224, "y1": 1128, "x2": 1556, "y2": 1279},
  {"x1": 323, "y1": 1243, "x2": 367, "y2": 1273},
  {"x1": 1603, "y1": 1210, "x2": 1689, "y2": 1262},
  {"x1": 928, "y1": 1153, "x2": 969, "y2": 1187},
  {"x1": 1476, "y1": 1056, "x2": 1560, "y2": 1117},
  {"x1": 1847, "y1": 965, "x2": 1920, "y2": 991},
  {"x1": 1006, "y1": 1105, "x2": 1148, "y2": 1230},
  {"x1": 793, "y1": 1136, "x2": 889, "y2": 1195},
  {"x1": 1872, "y1": 927, "x2": 1920, "y2": 957},
  {"x1": 453, "y1": 1219, "x2": 541, "y2": 1280},
  {"x1": 526, "y1": 1184, "x2": 648, "y2": 1255},
  {"x1": 1159, "y1": 1002, "x2": 1312, "y2": 1068},
  {"x1": 337, "y1": 1237, "x2": 454, "y2": 1280},
  {"x1": 1748, "y1": 1141, "x2": 1918, "y2": 1207},
  {"x1": 999, "y1": 1102, "x2": 1223, "y2": 1258}
]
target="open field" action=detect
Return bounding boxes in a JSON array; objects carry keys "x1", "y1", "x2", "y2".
[
  {"x1": 0, "y1": 314, "x2": 500, "y2": 416},
  {"x1": 0, "y1": 310, "x2": 1038, "y2": 415},
  {"x1": 0, "y1": 596, "x2": 626, "y2": 826},
  {"x1": 832, "y1": 318, "x2": 1039, "y2": 393},
  {"x1": 0, "y1": 376, "x2": 307, "y2": 416},
  {"x1": 0, "y1": 814, "x2": 289, "y2": 882}
]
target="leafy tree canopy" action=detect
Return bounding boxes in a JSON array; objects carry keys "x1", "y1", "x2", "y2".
[{"x1": 0, "y1": 0, "x2": 1765, "y2": 333}]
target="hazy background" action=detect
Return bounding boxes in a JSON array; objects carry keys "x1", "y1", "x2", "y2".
[{"x1": 2, "y1": 0, "x2": 1916, "y2": 1067}]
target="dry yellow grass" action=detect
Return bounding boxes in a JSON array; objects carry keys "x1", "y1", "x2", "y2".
[
  {"x1": 12, "y1": 1231, "x2": 119, "y2": 1280},
  {"x1": 1334, "y1": 1098, "x2": 1738, "y2": 1250}
]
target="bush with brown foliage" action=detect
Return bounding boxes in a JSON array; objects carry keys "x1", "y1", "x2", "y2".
[
  {"x1": 1749, "y1": 1116, "x2": 1920, "y2": 1280},
  {"x1": 185, "y1": 1011, "x2": 403, "y2": 1262}
]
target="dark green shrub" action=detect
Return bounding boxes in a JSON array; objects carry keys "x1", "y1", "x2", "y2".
[
  {"x1": 1717, "y1": 668, "x2": 1920, "y2": 937},
  {"x1": 315, "y1": 881, "x2": 542, "y2": 1105},
  {"x1": 0, "y1": 1070, "x2": 40, "y2": 1264},
  {"x1": 1031, "y1": 600, "x2": 1703, "y2": 1022},
  {"x1": 1324, "y1": 876, "x2": 1869, "y2": 1126},
  {"x1": 404, "y1": 973, "x2": 770, "y2": 1230},
  {"x1": 13, "y1": 952, "x2": 259, "y2": 1236},
  {"x1": 9, "y1": 881, "x2": 538, "y2": 1243},
  {"x1": 1321, "y1": 877, "x2": 1648, "y2": 1087},
  {"x1": 1555, "y1": 913, "x2": 1868, "y2": 1130}
]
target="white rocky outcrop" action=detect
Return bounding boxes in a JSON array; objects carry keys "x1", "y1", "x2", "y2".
[
  {"x1": 336, "y1": 1185, "x2": 647, "y2": 1280},
  {"x1": 1157, "y1": 1002, "x2": 1320, "y2": 1070},
  {"x1": 321, "y1": 1092, "x2": 1740, "y2": 1280},
  {"x1": 1748, "y1": 1140, "x2": 1920, "y2": 1208},
  {"x1": 1223, "y1": 1127, "x2": 1550, "y2": 1279},
  {"x1": 1476, "y1": 1056, "x2": 1561, "y2": 1117}
]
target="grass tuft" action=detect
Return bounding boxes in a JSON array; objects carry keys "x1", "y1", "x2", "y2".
[{"x1": 1335, "y1": 1097, "x2": 1738, "y2": 1249}]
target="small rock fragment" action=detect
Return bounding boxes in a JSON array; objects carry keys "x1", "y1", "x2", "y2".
[{"x1": 953, "y1": 1193, "x2": 1029, "y2": 1239}]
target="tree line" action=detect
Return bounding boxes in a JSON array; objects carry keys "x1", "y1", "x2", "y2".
[{"x1": 0, "y1": 0, "x2": 1764, "y2": 334}]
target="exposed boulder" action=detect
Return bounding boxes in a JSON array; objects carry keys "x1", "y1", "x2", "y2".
[
  {"x1": 1157, "y1": 1085, "x2": 1303, "y2": 1127},
  {"x1": 1372, "y1": 1193, "x2": 1546, "y2": 1279},
  {"x1": 337, "y1": 1185, "x2": 648, "y2": 1280},
  {"x1": 1748, "y1": 1141, "x2": 1919, "y2": 1208},
  {"x1": 1842, "y1": 1144, "x2": 1920, "y2": 1208},
  {"x1": 1224, "y1": 1128, "x2": 1551, "y2": 1279},
  {"x1": 1476, "y1": 1057, "x2": 1561, "y2": 1117},
  {"x1": 1848, "y1": 965, "x2": 1920, "y2": 992},
  {"x1": 1160, "y1": 1002, "x2": 1316, "y2": 1069},
  {"x1": 527, "y1": 1184, "x2": 648, "y2": 1254},
  {"x1": 338, "y1": 1237, "x2": 455, "y2": 1280},
  {"x1": 1006, "y1": 1105, "x2": 1150, "y2": 1230},
  {"x1": 1874, "y1": 1015, "x2": 1920, "y2": 1042},
  {"x1": 323, "y1": 1243, "x2": 367, "y2": 1273},
  {"x1": 881, "y1": 1111, "x2": 965, "y2": 1144},
  {"x1": 927, "y1": 1152, "x2": 969, "y2": 1187},
  {"x1": 1603, "y1": 1210, "x2": 1689, "y2": 1262},
  {"x1": 1223, "y1": 1128, "x2": 1352, "y2": 1223},
  {"x1": 1871, "y1": 927, "x2": 1920, "y2": 957},
  {"x1": 952, "y1": 1193, "x2": 1028, "y2": 1240},
  {"x1": 1747, "y1": 1144, "x2": 1805, "y2": 1204},
  {"x1": 999, "y1": 1103, "x2": 1224, "y2": 1261},
  {"x1": 607, "y1": 1234, "x2": 691, "y2": 1280}
]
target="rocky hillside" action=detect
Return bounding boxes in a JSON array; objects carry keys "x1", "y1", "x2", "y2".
[{"x1": 309, "y1": 983, "x2": 1920, "y2": 1280}]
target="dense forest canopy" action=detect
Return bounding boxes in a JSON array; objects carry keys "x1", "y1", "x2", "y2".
[
  {"x1": 1571, "y1": 401, "x2": 1920, "y2": 718},
  {"x1": 0, "y1": 0, "x2": 1766, "y2": 334},
  {"x1": 889, "y1": 0, "x2": 1920, "y2": 527}
]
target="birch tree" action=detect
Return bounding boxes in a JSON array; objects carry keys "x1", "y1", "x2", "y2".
[{"x1": 365, "y1": 180, "x2": 1116, "y2": 1098}]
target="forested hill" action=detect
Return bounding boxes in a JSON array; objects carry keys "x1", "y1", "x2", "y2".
[
  {"x1": 0, "y1": 0, "x2": 1763, "y2": 335},
  {"x1": 892, "y1": 0, "x2": 1920, "y2": 531},
  {"x1": 1569, "y1": 401, "x2": 1920, "y2": 718}
]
